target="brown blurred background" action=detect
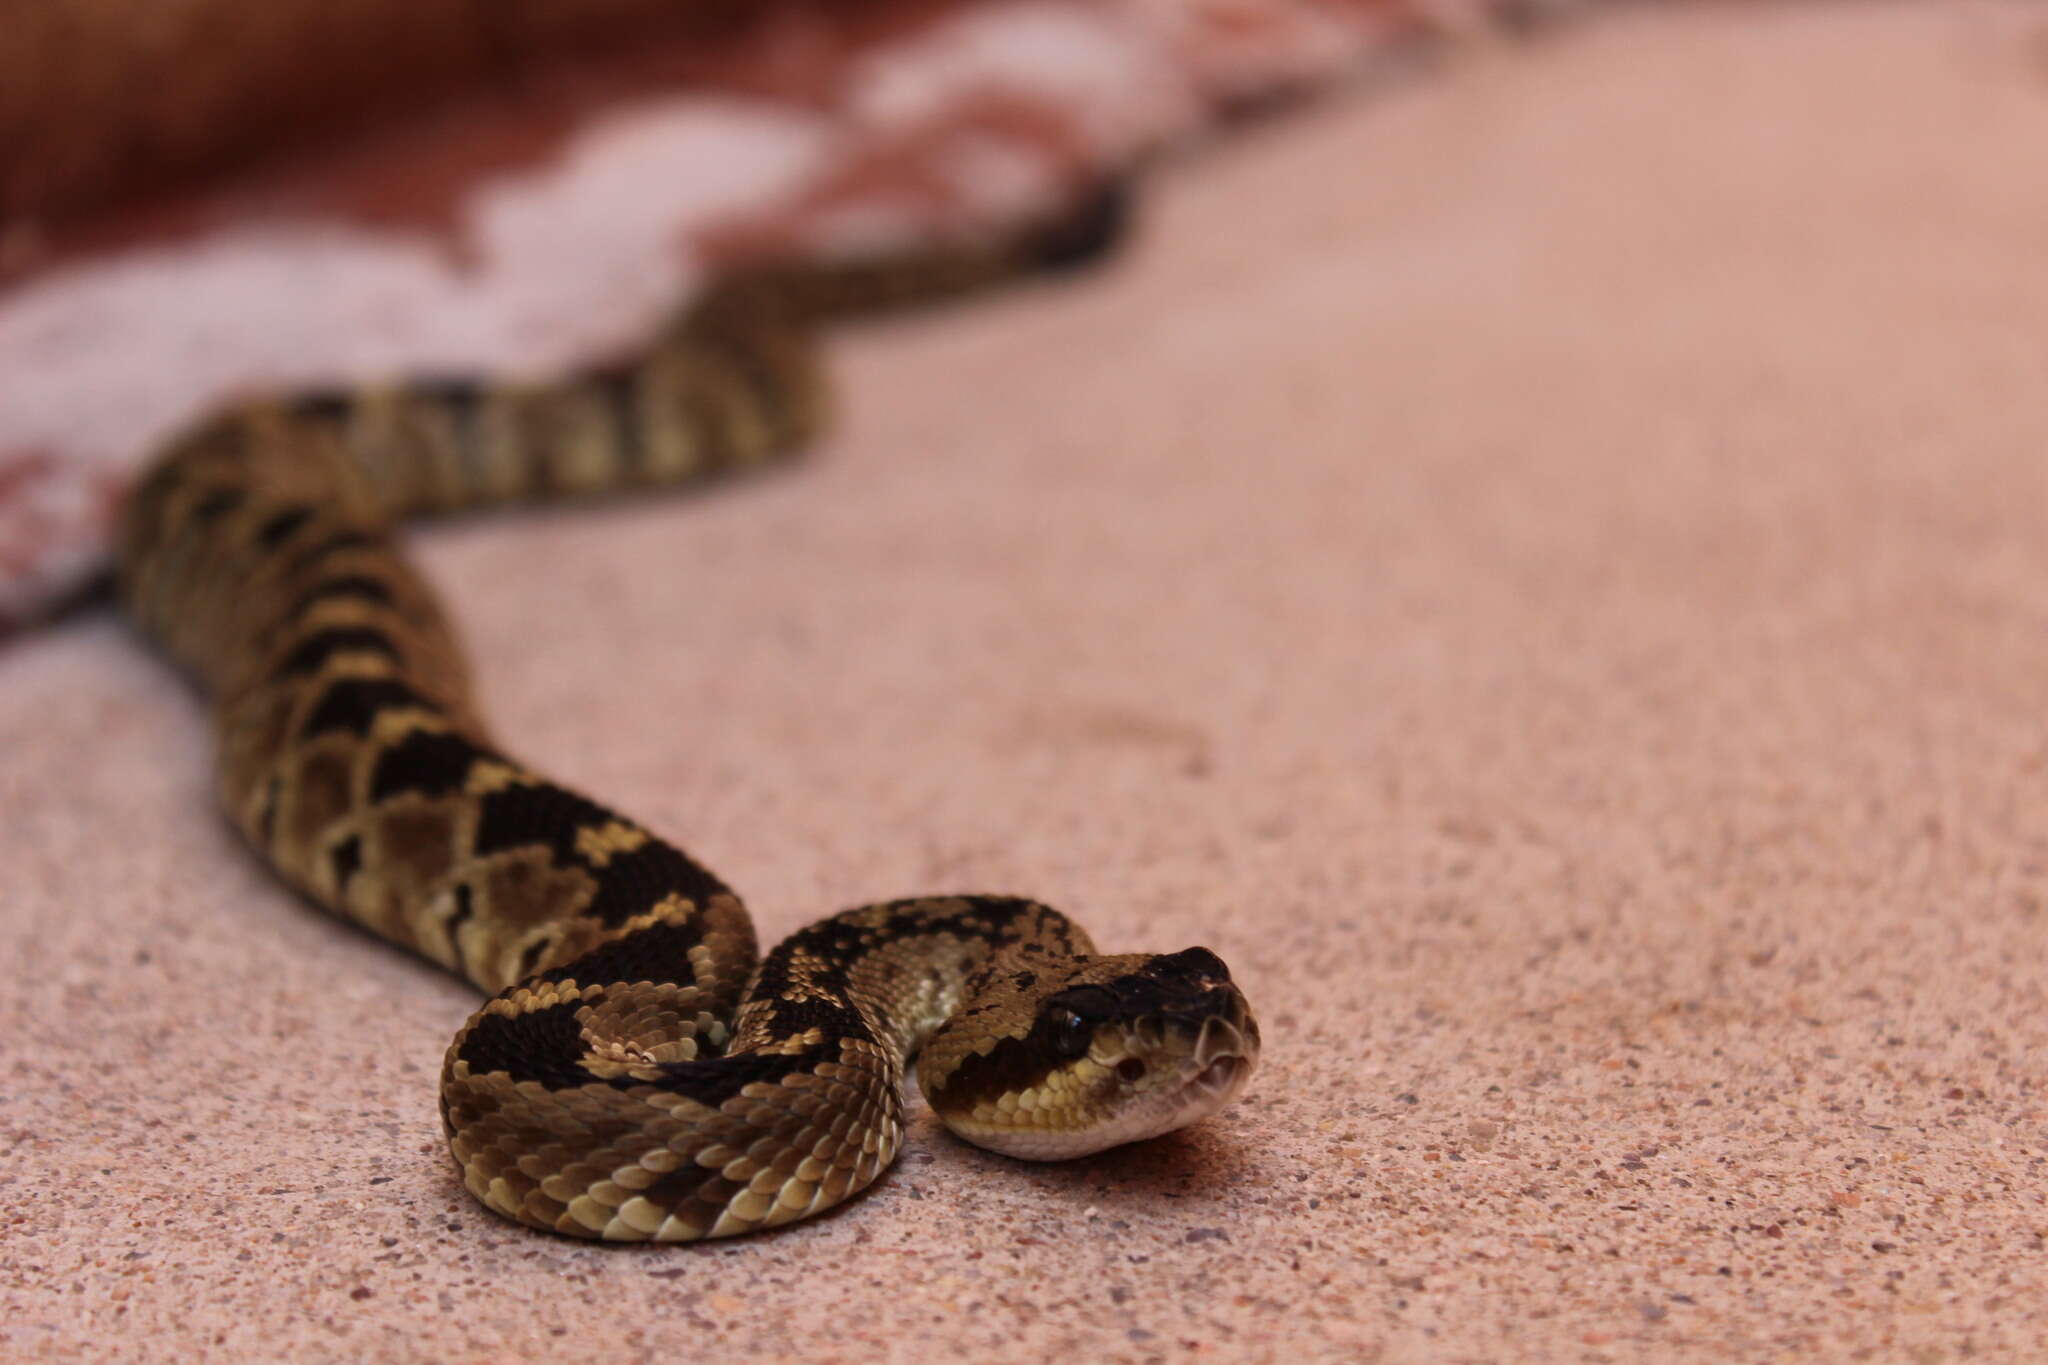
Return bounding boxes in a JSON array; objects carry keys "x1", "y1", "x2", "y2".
[
  {"x1": 1, "y1": 0, "x2": 835, "y2": 228},
  {"x1": 0, "y1": 0, "x2": 974, "y2": 232}
]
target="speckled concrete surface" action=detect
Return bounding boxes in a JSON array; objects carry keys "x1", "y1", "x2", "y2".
[{"x1": 8, "y1": 4, "x2": 2048, "y2": 1360}]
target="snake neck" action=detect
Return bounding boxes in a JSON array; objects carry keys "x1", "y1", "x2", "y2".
[{"x1": 727, "y1": 897, "x2": 1099, "y2": 1068}]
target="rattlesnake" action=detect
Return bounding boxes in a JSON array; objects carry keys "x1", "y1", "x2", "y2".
[{"x1": 116, "y1": 187, "x2": 1259, "y2": 1241}]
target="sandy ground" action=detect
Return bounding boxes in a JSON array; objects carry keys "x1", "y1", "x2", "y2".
[{"x1": 8, "y1": 3, "x2": 2048, "y2": 1360}]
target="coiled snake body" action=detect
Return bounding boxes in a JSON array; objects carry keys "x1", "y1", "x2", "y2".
[{"x1": 117, "y1": 189, "x2": 1259, "y2": 1241}]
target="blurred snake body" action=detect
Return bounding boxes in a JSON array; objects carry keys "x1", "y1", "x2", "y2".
[{"x1": 116, "y1": 189, "x2": 1259, "y2": 1241}]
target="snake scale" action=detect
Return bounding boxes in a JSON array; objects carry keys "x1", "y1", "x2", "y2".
[{"x1": 117, "y1": 186, "x2": 1259, "y2": 1241}]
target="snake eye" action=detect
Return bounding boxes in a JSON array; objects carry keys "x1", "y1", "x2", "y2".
[{"x1": 1050, "y1": 1008, "x2": 1093, "y2": 1059}]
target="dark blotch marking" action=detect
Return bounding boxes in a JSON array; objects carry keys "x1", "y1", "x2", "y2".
[
  {"x1": 330, "y1": 834, "x2": 363, "y2": 892},
  {"x1": 255, "y1": 505, "x2": 316, "y2": 549},
  {"x1": 301, "y1": 678, "x2": 432, "y2": 740},
  {"x1": 368, "y1": 728, "x2": 479, "y2": 802},
  {"x1": 646, "y1": 1046, "x2": 830, "y2": 1108},
  {"x1": 581, "y1": 843, "x2": 730, "y2": 929},
  {"x1": 535, "y1": 915, "x2": 706, "y2": 990},
  {"x1": 512, "y1": 938, "x2": 554, "y2": 985},
  {"x1": 929, "y1": 1027, "x2": 1072, "y2": 1114},
  {"x1": 470, "y1": 783, "x2": 729, "y2": 925},
  {"x1": 277, "y1": 626, "x2": 402, "y2": 679},
  {"x1": 765, "y1": 993, "x2": 873, "y2": 1046},
  {"x1": 472, "y1": 783, "x2": 614, "y2": 862},
  {"x1": 455, "y1": 998, "x2": 825, "y2": 1103},
  {"x1": 445, "y1": 883, "x2": 476, "y2": 980},
  {"x1": 937, "y1": 1019, "x2": 1105, "y2": 1113},
  {"x1": 454, "y1": 1000, "x2": 595, "y2": 1089},
  {"x1": 257, "y1": 775, "x2": 281, "y2": 848},
  {"x1": 1025, "y1": 180, "x2": 1132, "y2": 273}
]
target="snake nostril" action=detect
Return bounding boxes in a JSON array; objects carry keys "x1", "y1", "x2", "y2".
[{"x1": 1116, "y1": 1058, "x2": 1147, "y2": 1084}]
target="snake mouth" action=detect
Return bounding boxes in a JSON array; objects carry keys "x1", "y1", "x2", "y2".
[
  {"x1": 1194, "y1": 1054, "x2": 1246, "y2": 1094},
  {"x1": 1177, "y1": 1015, "x2": 1255, "y2": 1109}
]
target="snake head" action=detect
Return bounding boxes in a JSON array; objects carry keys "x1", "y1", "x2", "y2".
[{"x1": 918, "y1": 946, "x2": 1259, "y2": 1161}]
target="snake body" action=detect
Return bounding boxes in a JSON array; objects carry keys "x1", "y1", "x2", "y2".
[{"x1": 117, "y1": 189, "x2": 1259, "y2": 1241}]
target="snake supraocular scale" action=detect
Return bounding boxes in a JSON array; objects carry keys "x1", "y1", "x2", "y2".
[{"x1": 117, "y1": 188, "x2": 1260, "y2": 1241}]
